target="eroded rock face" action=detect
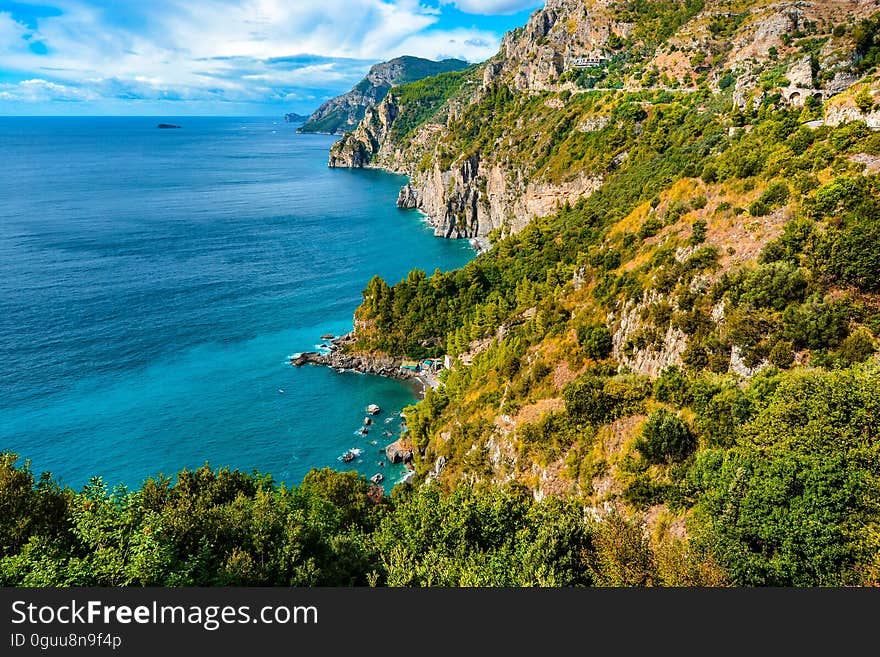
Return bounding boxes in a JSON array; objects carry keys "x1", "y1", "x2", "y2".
[
  {"x1": 328, "y1": 98, "x2": 399, "y2": 168},
  {"x1": 729, "y1": 345, "x2": 770, "y2": 378},
  {"x1": 747, "y1": 8, "x2": 802, "y2": 58},
  {"x1": 414, "y1": 154, "x2": 482, "y2": 238},
  {"x1": 825, "y1": 82, "x2": 880, "y2": 129},
  {"x1": 397, "y1": 184, "x2": 419, "y2": 209},
  {"x1": 497, "y1": 0, "x2": 626, "y2": 93},
  {"x1": 398, "y1": 157, "x2": 603, "y2": 238},
  {"x1": 608, "y1": 292, "x2": 689, "y2": 378},
  {"x1": 824, "y1": 70, "x2": 862, "y2": 96},
  {"x1": 325, "y1": 0, "x2": 620, "y2": 237},
  {"x1": 385, "y1": 439, "x2": 415, "y2": 464},
  {"x1": 787, "y1": 55, "x2": 815, "y2": 88}
]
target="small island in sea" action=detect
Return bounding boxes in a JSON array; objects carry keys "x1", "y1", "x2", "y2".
[{"x1": 157, "y1": 123, "x2": 181, "y2": 129}]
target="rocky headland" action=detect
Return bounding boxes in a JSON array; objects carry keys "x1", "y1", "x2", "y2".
[
  {"x1": 299, "y1": 56, "x2": 468, "y2": 135},
  {"x1": 291, "y1": 333, "x2": 427, "y2": 389}
]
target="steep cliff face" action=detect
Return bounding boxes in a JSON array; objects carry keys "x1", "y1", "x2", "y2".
[
  {"x1": 327, "y1": 3, "x2": 880, "y2": 575},
  {"x1": 299, "y1": 56, "x2": 467, "y2": 135},
  {"x1": 825, "y1": 78, "x2": 880, "y2": 127},
  {"x1": 330, "y1": 0, "x2": 879, "y2": 240},
  {"x1": 326, "y1": 1, "x2": 620, "y2": 237},
  {"x1": 396, "y1": 156, "x2": 605, "y2": 238},
  {"x1": 327, "y1": 2, "x2": 617, "y2": 234},
  {"x1": 494, "y1": 0, "x2": 626, "y2": 92},
  {"x1": 327, "y1": 98, "x2": 399, "y2": 167}
]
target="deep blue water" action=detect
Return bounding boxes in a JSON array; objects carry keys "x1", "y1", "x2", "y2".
[{"x1": 0, "y1": 117, "x2": 472, "y2": 490}]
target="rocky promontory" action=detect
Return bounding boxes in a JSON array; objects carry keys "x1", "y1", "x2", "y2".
[
  {"x1": 300, "y1": 56, "x2": 468, "y2": 135},
  {"x1": 291, "y1": 333, "x2": 420, "y2": 382}
]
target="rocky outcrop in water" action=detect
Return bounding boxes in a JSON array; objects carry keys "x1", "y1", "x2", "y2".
[
  {"x1": 291, "y1": 333, "x2": 420, "y2": 381},
  {"x1": 396, "y1": 184, "x2": 419, "y2": 209},
  {"x1": 385, "y1": 439, "x2": 415, "y2": 464}
]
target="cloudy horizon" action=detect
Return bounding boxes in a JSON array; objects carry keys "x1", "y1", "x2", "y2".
[{"x1": 0, "y1": 0, "x2": 542, "y2": 116}]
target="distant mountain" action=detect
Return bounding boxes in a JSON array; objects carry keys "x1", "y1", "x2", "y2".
[
  {"x1": 298, "y1": 56, "x2": 469, "y2": 135},
  {"x1": 284, "y1": 113, "x2": 308, "y2": 123}
]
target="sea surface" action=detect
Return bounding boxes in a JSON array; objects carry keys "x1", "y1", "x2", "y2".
[{"x1": 0, "y1": 117, "x2": 473, "y2": 490}]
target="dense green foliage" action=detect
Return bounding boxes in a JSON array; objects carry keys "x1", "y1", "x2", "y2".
[
  {"x1": 852, "y1": 13, "x2": 880, "y2": 74},
  {"x1": 387, "y1": 69, "x2": 473, "y2": 142},
  {"x1": 298, "y1": 108, "x2": 352, "y2": 135},
  {"x1": 356, "y1": 87, "x2": 880, "y2": 371},
  {"x1": 336, "y1": 20, "x2": 880, "y2": 586},
  {"x1": 384, "y1": 57, "x2": 470, "y2": 86},
  {"x1": 687, "y1": 366, "x2": 880, "y2": 585},
  {"x1": 636, "y1": 409, "x2": 695, "y2": 464},
  {"x1": 611, "y1": 0, "x2": 705, "y2": 51},
  {"x1": 0, "y1": 456, "x2": 717, "y2": 587}
]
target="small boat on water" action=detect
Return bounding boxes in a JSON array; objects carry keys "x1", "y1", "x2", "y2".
[
  {"x1": 321, "y1": 333, "x2": 335, "y2": 340},
  {"x1": 370, "y1": 473, "x2": 384, "y2": 484},
  {"x1": 384, "y1": 417, "x2": 394, "y2": 424}
]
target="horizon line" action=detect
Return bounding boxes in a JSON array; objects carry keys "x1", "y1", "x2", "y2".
[{"x1": 0, "y1": 114, "x2": 303, "y2": 118}]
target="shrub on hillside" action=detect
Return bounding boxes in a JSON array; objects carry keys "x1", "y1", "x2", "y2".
[
  {"x1": 577, "y1": 324, "x2": 614, "y2": 361},
  {"x1": 636, "y1": 409, "x2": 696, "y2": 464}
]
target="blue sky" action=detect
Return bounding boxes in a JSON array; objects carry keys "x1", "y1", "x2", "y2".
[{"x1": 0, "y1": 0, "x2": 542, "y2": 115}]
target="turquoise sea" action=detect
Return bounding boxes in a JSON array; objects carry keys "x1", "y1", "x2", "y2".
[{"x1": 0, "y1": 117, "x2": 473, "y2": 490}]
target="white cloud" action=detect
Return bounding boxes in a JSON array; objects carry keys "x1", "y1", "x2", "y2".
[
  {"x1": 0, "y1": 78, "x2": 94, "y2": 102},
  {"x1": 394, "y1": 28, "x2": 500, "y2": 62},
  {"x1": 0, "y1": 0, "x2": 512, "y2": 112},
  {"x1": 443, "y1": 0, "x2": 542, "y2": 15},
  {"x1": 0, "y1": 11, "x2": 31, "y2": 54}
]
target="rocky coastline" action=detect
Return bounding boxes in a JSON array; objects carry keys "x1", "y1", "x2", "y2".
[{"x1": 290, "y1": 332, "x2": 433, "y2": 394}]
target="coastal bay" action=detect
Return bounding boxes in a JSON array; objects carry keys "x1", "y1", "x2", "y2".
[{"x1": 0, "y1": 116, "x2": 473, "y2": 490}]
